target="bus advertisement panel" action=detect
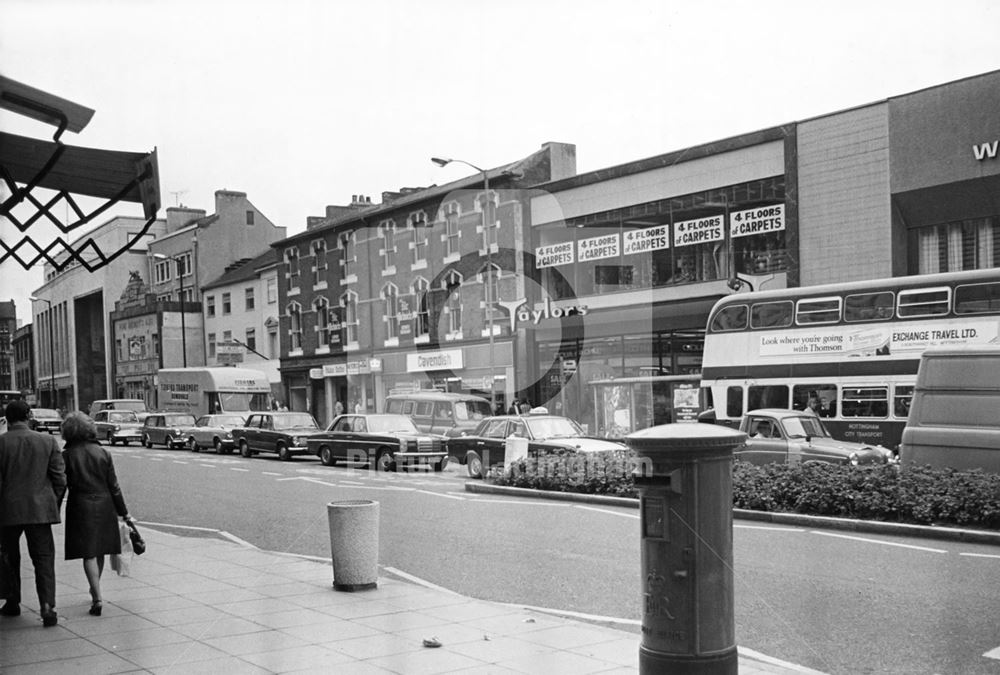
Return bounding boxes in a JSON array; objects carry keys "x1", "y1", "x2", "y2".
[{"x1": 156, "y1": 367, "x2": 271, "y2": 417}]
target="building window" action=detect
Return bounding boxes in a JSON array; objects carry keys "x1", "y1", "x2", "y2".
[
  {"x1": 382, "y1": 283, "x2": 399, "y2": 341},
  {"x1": 314, "y1": 296, "x2": 331, "y2": 349},
  {"x1": 176, "y1": 253, "x2": 192, "y2": 278},
  {"x1": 312, "y1": 239, "x2": 328, "y2": 277},
  {"x1": 444, "y1": 270, "x2": 462, "y2": 336},
  {"x1": 245, "y1": 287, "x2": 255, "y2": 311},
  {"x1": 285, "y1": 247, "x2": 300, "y2": 291},
  {"x1": 412, "y1": 277, "x2": 430, "y2": 340},
  {"x1": 268, "y1": 326, "x2": 278, "y2": 358},
  {"x1": 913, "y1": 217, "x2": 999, "y2": 274},
  {"x1": 478, "y1": 190, "x2": 499, "y2": 250},
  {"x1": 288, "y1": 302, "x2": 303, "y2": 352},
  {"x1": 409, "y1": 211, "x2": 428, "y2": 265},
  {"x1": 341, "y1": 291, "x2": 359, "y2": 346},
  {"x1": 442, "y1": 201, "x2": 461, "y2": 258},
  {"x1": 206, "y1": 295, "x2": 216, "y2": 317},
  {"x1": 154, "y1": 259, "x2": 172, "y2": 284},
  {"x1": 379, "y1": 219, "x2": 396, "y2": 272},
  {"x1": 245, "y1": 328, "x2": 256, "y2": 351},
  {"x1": 222, "y1": 292, "x2": 231, "y2": 315},
  {"x1": 208, "y1": 333, "x2": 216, "y2": 358},
  {"x1": 222, "y1": 330, "x2": 232, "y2": 342},
  {"x1": 151, "y1": 333, "x2": 159, "y2": 357},
  {"x1": 267, "y1": 277, "x2": 277, "y2": 304},
  {"x1": 481, "y1": 262, "x2": 501, "y2": 330},
  {"x1": 339, "y1": 232, "x2": 356, "y2": 281},
  {"x1": 246, "y1": 210, "x2": 255, "y2": 225},
  {"x1": 116, "y1": 339, "x2": 123, "y2": 361}
]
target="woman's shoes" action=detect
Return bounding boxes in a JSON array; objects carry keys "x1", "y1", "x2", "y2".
[{"x1": 89, "y1": 602, "x2": 102, "y2": 616}]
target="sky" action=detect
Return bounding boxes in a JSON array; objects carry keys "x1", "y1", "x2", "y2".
[{"x1": 2, "y1": 0, "x2": 999, "y2": 325}]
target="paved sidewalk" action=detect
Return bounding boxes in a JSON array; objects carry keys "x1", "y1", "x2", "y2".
[{"x1": 0, "y1": 526, "x2": 823, "y2": 674}]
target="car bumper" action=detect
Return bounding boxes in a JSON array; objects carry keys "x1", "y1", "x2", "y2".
[
  {"x1": 395, "y1": 451, "x2": 448, "y2": 464},
  {"x1": 114, "y1": 432, "x2": 143, "y2": 441},
  {"x1": 35, "y1": 423, "x2": 62, "y2": 433}
]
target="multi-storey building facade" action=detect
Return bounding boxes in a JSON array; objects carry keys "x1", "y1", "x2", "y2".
[
  {"x1": 0, "y1": 300, "x2": 14, "y2": 391},
  {"x1": 12, "y1": 323, "x2": 34, "y2": 398},
  {"x1": 275, "y1": 143, "x2": 576, "y2": 427},
  {"x1": 109, "y1": 191, "x2": 286, "y2": 405},
  {"x1": 201, "y1": 248, "x2": 282, "y2": 401}
]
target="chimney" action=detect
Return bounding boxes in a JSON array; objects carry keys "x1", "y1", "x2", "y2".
[{"x1": 165, "y1": 206, "x2": 207, "y2": 234}]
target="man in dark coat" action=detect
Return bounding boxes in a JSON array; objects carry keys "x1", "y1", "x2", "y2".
[{"x1": 0, "y1": 400, "x2": 66, "y2": 626}]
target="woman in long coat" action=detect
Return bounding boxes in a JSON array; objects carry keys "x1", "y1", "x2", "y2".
[{"x1": 61, "y1": 412, "x2": 130, "y2": 616}]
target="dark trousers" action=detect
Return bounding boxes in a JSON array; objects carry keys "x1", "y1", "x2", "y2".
[{"x1": 0, "y1": 524, "x2": 57, "y2": 608}]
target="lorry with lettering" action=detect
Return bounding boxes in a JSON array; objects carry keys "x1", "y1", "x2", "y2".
[
  {"x1": 155, "y1": 367, "x2": 271, "y2": 417},
  {"x1": 899, "y1": 346, "x2": 1000, "y2": 472}
]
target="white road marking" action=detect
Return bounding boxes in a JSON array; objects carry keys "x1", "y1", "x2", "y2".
[
  {"x1": 984, "y1": 646, "x2": 1000, "y2": 660},
  {"x1": 198, "y1": 464, "x2": 215, "y2": 468},
  {"x1": 229, "y1": 467, "x2": 250, "y2": 472},
  {"x1": 811, "y1": 531, "x2": 947, "y2": 554},
  {"x1": 575, "y1": 505, "x2": 639, "y2": 519},
  {"x1": 416, "y1": 490, "x2": 465, "y2": 500},
  {"x1": 262, "y1": 471, "x2": 282, "y2": 476},
  {"x1": 172, "y1": 461, "x2": 188, "y2": 464},
  {"x1": 961, "y1": 552, "x2": 1000, "y2": 560},
  {"x1": 465, "y1": 498, "x2": 565, "y2": 506},
  {"x1": 736, "y1": 524, "x2": 807, "y2": 532}
]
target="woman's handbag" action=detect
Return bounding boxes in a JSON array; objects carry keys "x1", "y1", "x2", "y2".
[{"x1": 126, "y1": 518, "x2": 146, "y2": 555}]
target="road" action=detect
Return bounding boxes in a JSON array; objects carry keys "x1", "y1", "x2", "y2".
[{"x1": 107, "y1": 443, "x2": 1000, "y2": 674}]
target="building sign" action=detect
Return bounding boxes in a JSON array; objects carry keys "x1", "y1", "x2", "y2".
[
  {"x1": 216, "y1": 342, "x2": 244, "y2": 355},
  {"x1": 323, "y1": 363, "x2": 347, "y2": 377},
  {"x1": 624, "y1": 225, "x2": 670, "y2": 255},
  {"x1": 973, "y1": 140, "x2": 998, "y2": 160},
  {"x1": 578, "y1": 233, "x2": 620, "y2": 261},
  {"x1": 730, "y1": 204, "x2": 785, "y2": 238},
  {"x1": 217, "y1": 352, "x2": 243, "y2": 365},
  {"x1": 674, "y1": 215, "x2": 724, "y2": 247},
  {"x1": 407, "y1": 348, "x2": 464, "y2": 372},
  {"x1": 535, "y1": 241, "x2": 575, "y2": 268},
  {"x1": 309, "y1": 368, "x2": 323, "y2": 379}
]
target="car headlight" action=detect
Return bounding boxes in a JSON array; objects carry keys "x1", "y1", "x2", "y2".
[
  {"x1": 172, "y1": 428, "x2": 182, "y2": 436},
  {"x1": 292, "y1": 436, "x2": 303, "y2": 445},
  {"x1": 848, "y1": 452, "x2": 859, "y2": 466},
  {"x1": 224, "y1": 432, "x2": 232, "y2": 439},
  {"x1": 113, "y1": 424, "x2": 121, "y2": 431}
]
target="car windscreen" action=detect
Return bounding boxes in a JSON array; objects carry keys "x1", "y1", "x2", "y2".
[
  {"x1": 32, "y1": 409, "x2": 59, "y2": 417},
  {"x1": 273, "y1": 414, "x2": 318, "y2": 430},
  {"x1": 525, "y1": 417, "x2": 584, "y2": 439},
  {"x1": 108, "y1": 411, "x2": 138, "y2": 423},
  {"x1": 368, "y1": 415, "x2": 418, "y2": 434},
  {"x1": 211, "y1": 415, "x2": 246, "y2": 427},
  {"x1": 455, "y1": 400, "x2": 492, "y2": 421},
  {"x1": 782, "y1": 415, "x2": 830, "y2": 438}
]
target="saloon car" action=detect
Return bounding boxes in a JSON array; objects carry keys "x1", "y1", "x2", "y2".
[
  {"x1": 447, "y1": 412, "x2": 629, "y2": 478},
  {"x1": 30, "y1": 407, "x2": 63, "y2": 434},
  {"x1": 737, "y1": 409, "x2": 895, "y2": 466},
  {"x1": 184, "y1": 413, "x2": 247, "y2": 454},
  {"x1": 307, "y1": 413, "x2": 448, "y2": 472},
  {"x1": 233, "y1": 411, "x2": 326, "y2": 461},
  {"x1": 142, "y1": 412, "x2": 198, "y2": 448},
  {"x1": 93, "y1": 409, "x2": 144, "y2": 446}
]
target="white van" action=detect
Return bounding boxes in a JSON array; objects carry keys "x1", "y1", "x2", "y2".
[
  {"x1": 156, "y1": 367, "x2": 271, "y2": 417},
  {"x1": 899, "y1": 345, "x2": 1000, "y2": 472}
]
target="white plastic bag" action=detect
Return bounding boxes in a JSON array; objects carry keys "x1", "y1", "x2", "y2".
[{"x1": 112, "y1": 521, "x2": 134, "y2": 576}]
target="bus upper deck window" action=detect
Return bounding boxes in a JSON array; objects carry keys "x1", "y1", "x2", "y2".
[
  {"x1": 710, "y1": 305, "x2": 748, "y2": 332},
  {"x1": 954, "y1": 282, "x2": 1000, "y2": 314},
  {"x1": 796, "y1": 297, "x2": 841, "y2": 325},
  {"x1": 897, "y1": 287, "x2": 950, "y2": 317},
  {"x1": 845, "y1": 292, "x2": 894, "y2": 322},
  {"x1": 750, "y1": 301, "x2": 793, "y2": 329}
]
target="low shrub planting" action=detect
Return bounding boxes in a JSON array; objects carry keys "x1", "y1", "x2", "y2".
[{"x1": 491, "y1": 451, "x2": 1000, "y2": 531}]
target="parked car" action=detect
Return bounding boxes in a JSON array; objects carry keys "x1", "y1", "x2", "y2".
[
  {"x1": 142, "y1": 412, "x2": 198, "y2": 448},
  {"x1": 88, "y1": 398, "x2": 150, "y2": 422},
  {"x1": 233, "y1": 411, "x2": 325, "y2": 461},
  {"x1": 384, "y1": 391, "x2": 492, "y2": 438},
  {"x1": 447, "y1": 412, "x2": 629, "y2": 478},
  {"x1": 93, "y1": 409, "x2": 143, "y2": 446},
  {"x1": 184, "y1": 413, "x2": 247, "y2": 454},
  {"x1": 737, "y1": 409, "x2": 894, "y2": 466},
  {"x1": 29, "y1": 407, "x2": 63, "y2": 434},
  {"x1": 307, "y1": 413, "x2": 448, "y2": 472}
]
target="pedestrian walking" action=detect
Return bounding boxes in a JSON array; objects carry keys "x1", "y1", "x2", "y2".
[
  {"x1": 61, "y1": 412, "x2": 131, "y2": 617},
  {"x1": 0, "y1": 400, "x2": 66, "y2": 627}
]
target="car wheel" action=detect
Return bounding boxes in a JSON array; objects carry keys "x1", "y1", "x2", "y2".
[
  {"x1": 433, "y1": 456, "x2": 448, "y2": 472},
  {"x1": 189, "y1": 438, "x2": 200, "y2": 452},
  {"x1": 320, "y1": 446, "x2": 334, "y2": 466},
  {"x1": 466, "y1": 451, "x2": 483, "y2": 479},
  {"x1": 277, "y1": 443, "x2": 292, "y2": 461},
  {"x1": 107, "y1": 432, "x2": 116, "y2": 446},
  {"x1": 213, "y1": 438, "x2": 224, "y2": 454},
  {"x1": 376, "y1": 448, "x2": 395, "y2": 472},
  {"x1": 143, "y1": 434, "x2": 152, "y2": 449},
  {"x1": 240, "y1": 440, "x2": 252, "y2": 458}
]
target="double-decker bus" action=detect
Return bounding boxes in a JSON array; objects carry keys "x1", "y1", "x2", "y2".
[
  {"x1": 0, "y1": 390, "x2": 24, "y2": 409},
  {"x1": 701, "y1": 268, "x2": 1000, "y2": 450}
]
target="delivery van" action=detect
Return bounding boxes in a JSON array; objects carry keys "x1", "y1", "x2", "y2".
[
  {"x1": 898, "y1": 345, "x2": 1000, "y2": 472},
  {"x1": 156, "y1": 367, "x2": 271, "y2": 417}
]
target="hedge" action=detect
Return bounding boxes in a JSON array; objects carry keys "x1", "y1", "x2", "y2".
[{"x1": 491, "y1": 450, "x2": 1000, "y2": 531}]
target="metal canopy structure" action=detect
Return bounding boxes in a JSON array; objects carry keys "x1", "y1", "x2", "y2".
[{"x1": 0, "y1": 75, "x2": 160, "y2": 271}]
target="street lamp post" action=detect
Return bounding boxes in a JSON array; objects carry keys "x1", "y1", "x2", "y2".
[
  {"x1": 432, "y1": 156, "x2": 499, "y2": 410},
  {"x1": 29, "y1": 296, "x2": 56, "y2": 408}
]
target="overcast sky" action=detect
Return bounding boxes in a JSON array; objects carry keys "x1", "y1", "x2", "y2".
[{"x1": 2, "y1": 0, "x2": 999, "y2": 323}]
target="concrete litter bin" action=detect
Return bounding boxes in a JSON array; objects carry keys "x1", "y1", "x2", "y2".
[{"x1": 326, "y1": 500, "x2": 379, "y2": 591}]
